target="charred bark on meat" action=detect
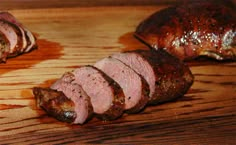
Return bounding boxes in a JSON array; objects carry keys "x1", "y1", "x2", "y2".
[
  {"x1": 33, "y1": 87, "x2": 77, "y2": 123},
  {"x1": 135, "y1": 2, "x2": 236, "y2": 61}
]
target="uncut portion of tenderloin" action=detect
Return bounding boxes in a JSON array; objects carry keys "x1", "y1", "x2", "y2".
[
  {"x1": 33, "y1": 72, "x2": 93, "y2": 124},
  {"x1": 94, "y1": 57, "x2": 150, "y2": 113},
  {"x1": 0, "y1": 12, "x2": 37, "y2": 62},
  {"x1": 72, "y1": 65, "x2": 125, "y2": 120},
  {"x1": 112, "y1": 49, "x2": 194, "y2": 104},
  {"x1": 135, "y1": 2, "x2": 236, "y2": 61}
]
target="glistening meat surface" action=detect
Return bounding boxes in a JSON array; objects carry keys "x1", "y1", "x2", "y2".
[{"x1": 135, "y1": 2, "x2": 236, "y2": 61}]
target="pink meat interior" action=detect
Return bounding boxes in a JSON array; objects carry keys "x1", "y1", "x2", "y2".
[
  {"x1": 0, "y1": 21, "x2": 18, "y2": 53},
  {"x1": 112, "y1": 52, "x2": 155, "y2": 98},
  {"x1": 24, "y1": 29, "x2": 36, "y2": 52},
  {"x1": 51, "y1": 79, "x2": 90, "y2": 124},
  {"x1": 94, "y1": 57, "x2": 142, "y2": 110},
  {"x1": 73, "y1": 66, "x2": 113, "y2": 114}
]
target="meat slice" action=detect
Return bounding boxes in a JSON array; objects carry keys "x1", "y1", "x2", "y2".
[
  {"x1": 0, "y1": 31, "x2": 10, "y2": 62},
  {"x1": 0, "y1": 12, "x2": 37, "y2": 62},
  {"x1": 94, "y1": 57, "x2": 150, "y2": 113},
  {"x1": 0, "y1": 12, "x2": 25, "y2": 28},
  {"x1": 72, "y1": 65, "x2": 125, "y2": 120},
  {"x1": 0, "y1": 20, "x2": 23, "y2": 59},
  {"x1": 0, "y1": 12, "x2": 28, "y2": 53},
  {"x1": 33, "y1": 73, "x2": 93, "y2": 124},
  {"x1": 135, "y1": 2, "x2": 236, "y2": 61},
  {"x1": 50, "y1": 72, "x2": 93, "y2": 124},
  {"x1": 23, "y1": 28, "x2": 37, "y2": 53},
  {"x1": 0, "y1": 12, "x2": 36, "y2": 51},
  {"x1": 112, "y1": 49, "x2": 194, "y2": 104}
]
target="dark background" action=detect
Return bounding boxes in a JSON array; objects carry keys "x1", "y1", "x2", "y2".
[{"x1": 1, "y1": 0, "x2": 235, "y2": 10}]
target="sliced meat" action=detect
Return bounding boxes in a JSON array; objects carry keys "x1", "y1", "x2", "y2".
[
  {"x1": 113, "y1": 49, "x2": 193, "y2": 104},
  {"x1": 17, "y1": 26, "x2": 28, "y2": 53},
  {"x1": 23, "y1": 28, "x2": 37, "y2": 53},
  {"x1": 0, "y1": 12, "x2": 24, "y2": 28},
  {"x1": 94, "y1": 57, "x2": 150, "y2": 113},
  {"x1": 0, "y1": 12, "x2": 37, "y2": 53},
  {"x1": 33, "y1": 87, "x2": 77, "y2": 124},
  {"x1": 0, "y1": 20, "x2": 23, "y2": 58},
  {"x1": 0, "y1": 12, "x2": 28, "y2": 53},
  {"x1": 135, "y1": 2, "x2": 236, "y2": 61},
  {"x1": 0, "y1": 31, "x2": 10, "y2": 62},
  {"x1": 33, "y1": 75, "x2": 93, "y2": 124},
  {"x1": 33, "y1": 50, "x2": 194, "y2": 124},
  {"x1": 72, "y1": 65, "x2": 125, "y2": 120},
  {"x1": 50, "y1": 72, "x2": 93, "y2": 124},
  {"x1": 0, "y1": 12, "x2": 37, "y2": 62}
]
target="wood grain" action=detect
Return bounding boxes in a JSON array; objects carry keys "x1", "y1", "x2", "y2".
[
  {"x1": 1, "y1": 0, "x2": 235, "y2": 10},
  {"x1": 0, "y1": 0, "x2": 177, "y2": 10},
  {"x1": 0, "y1": 6, "x2": 236, "y2": 144}
]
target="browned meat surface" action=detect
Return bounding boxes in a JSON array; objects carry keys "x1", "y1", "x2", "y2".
[
  {"x1": 0, "y1": 12, "x2": 37, "y2": 62},
  {"x1": 112, "y1": 49, "x2": 194, "y2": 104},
  {"x1": 33, "y1": 50, "x2": 194, "y2": 124},
  {"x1": 135, "y1": 2, "x2": 236, "y2": 61},
  {"x1": 94, "y1": 57, "x2": 150, "y2": 113},
  {"x1": 50, "y1": 72, "x2": 93, "y2": 124},
  {"x1": 0, "y1": 31, "x2": 10, "y2": 61},
  {"x1": 0, "y1": 20, "x2": 23, "y2": 58},
  {"x1": 33, "y1": 72, "x2": 93, "y2": 124},
  {"x1": 72, "y1": 65, "x2": 125, "y2": 120},
  {"x1": 33, "y1": 87, "x2": 77, "y2": 123}
]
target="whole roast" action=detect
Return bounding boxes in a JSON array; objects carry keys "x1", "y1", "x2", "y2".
[{"x1": 135, "y1": 1, "x2": 236, "y2": 61}]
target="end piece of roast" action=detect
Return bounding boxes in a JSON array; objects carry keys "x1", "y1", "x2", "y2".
[
  {"x1": 33, "y1": 87, "x2": 77, "y2": 124},
  {"x1": 33, "y1": 75, "x2": 93, "y2": 124},
  {"x1": 112, "y1": 49, "x2": 194, "y2": 104},
  {"x1": 135, "y1": 2, "x2": 236, "y2": 61},
  {"x1": 94, "y1": 57, "x2": 150, "y2": 113},
  {"x1": 0, "y1": 12, "x2": 37, "y2": 62},
  {"x1": 72, "y1": 65, "x2": 125, "y2": 120}
]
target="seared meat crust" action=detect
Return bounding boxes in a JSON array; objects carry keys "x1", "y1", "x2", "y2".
[
  {"x1": 135, "y1": 2, "x2": 236, "y2": 60},
  {"x1": 33, "y1": 87, "x2": 76, "y2": 123}
]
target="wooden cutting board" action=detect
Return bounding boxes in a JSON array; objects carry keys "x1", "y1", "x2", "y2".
[{"x1": 0, "y1": 6, "x2": 235, "y2": 144}]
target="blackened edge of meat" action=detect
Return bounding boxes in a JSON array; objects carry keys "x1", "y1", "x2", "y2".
[
  {"x1": 33, "y1": 87, "x2": 76, "y2": 123},
  {"x1": 0, "y1": 13, "x2": 38, "y2": 63},
  {"x1": 0, "y1": 31, "x2": 10, "y2": 62},
  {"x1": 125, "y1": 75, "x2": 150, "y2": 114}
]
